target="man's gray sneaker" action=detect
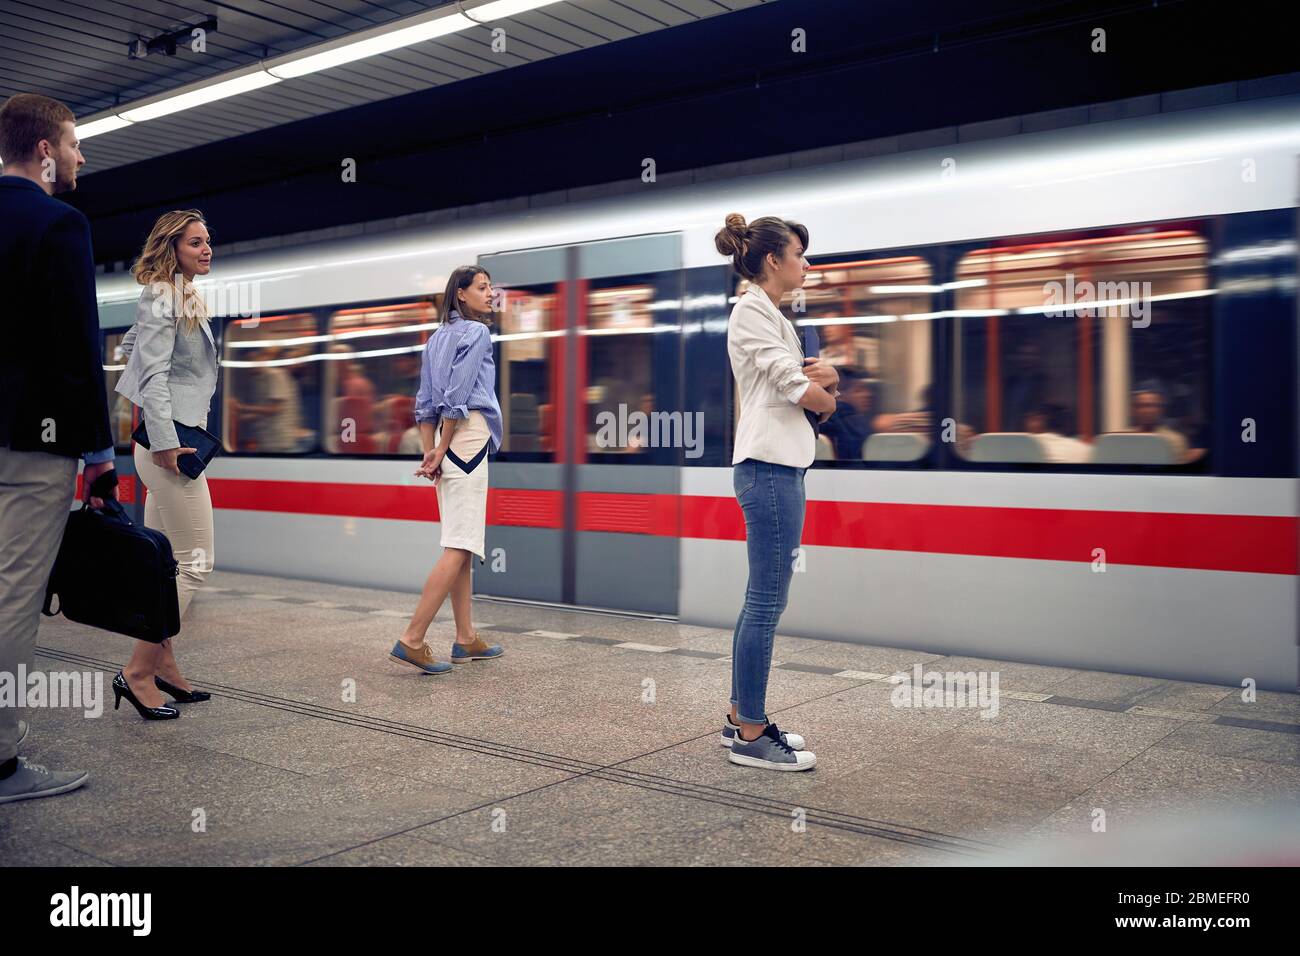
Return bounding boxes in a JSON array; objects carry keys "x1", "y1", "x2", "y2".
[
  {"x1": 0, "y1": 757, "x2": 89, "y2": 804},
  {"x1": 16, "y1": 720, "x2": 28, "y2": 747},
  {"x1": 728, "y1": 723, "x2": 817, "y2": 771},
  {"x1": 721, "y1": 714, "x2": 805, "y2": 750}
]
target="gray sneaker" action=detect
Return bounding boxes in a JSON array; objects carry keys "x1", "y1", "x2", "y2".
[
  {"x1": 728, "y1": 722, "x2": 817, "y2": 771},
  {"x1": 0, "y1": 757, "x2": 89, "y2": 804},
  {"x1": 721, "y1": 714, "x2": 805, "y2": 750},
  {"x1": 16, "y1": 720, "x2": 28, "y2": 747}
]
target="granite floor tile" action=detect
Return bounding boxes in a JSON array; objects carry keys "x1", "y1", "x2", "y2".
[
  {"x1": 12, "y1": 567, "x2": 1298, "y2": 867},
  {"x1": 66, "y1": 767, "x2": 489, "y2": 866},
  {"x1": 369, "y1": 737, "x2": 578, "y2": 795},
  {"x1": 728, "y1": 813, "x2": 963, "y2": 866},
  {"x1": 188, "y1": 718, "x2": 414, "y2": 776},
  {"x1": 1149, "y1": 721, "x2": 1300, "y2": 767},
  {"x1": 1006, "y1": 749, "x2": 1300, "y2": 865},
  {"x1": 303, "y1": 835, "x2": 490, "y2": 866},
  {"x1": 1210, "y1": 689, "x2": 1300, "y2": 724},
  {"x1": 410, "y1": 774, "x2": 741, "y2": 865},
  {"x1": 1045, "y1": 671, "x2": 1185, "y2": 706},
  {"x1": 920, "y1": 655, "x2": 1087, "y2": 694}
]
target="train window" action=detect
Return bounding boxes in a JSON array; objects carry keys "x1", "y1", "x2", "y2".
[
  {"x1": 952, "y1": 229, "x2": 1211, "y2": 466},
  {"x1": 496, "y1": 286, "x2": 559, "y2": 459},
  {"x1": 735, "y1": 256, "x2": 935, "y2": 463},
  {"x1": 222, "y1": 313, "x2": 319, "y2": 454},
  {"x1": 323, "y1": 301, "x2": 438, "y2": 456},
  {"x1": 103, "y1": 331, "x2": 135, "y2": 450},
  {"x1": 584, "y1": 279, "x2": 669, "y2": 461}
]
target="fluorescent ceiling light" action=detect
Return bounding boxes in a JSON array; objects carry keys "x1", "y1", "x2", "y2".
[
  {"x1": 121, "y1": 70, "x2": 281, "y2": 123},
  {"x1": 470, "y1": 0, "x2": 565, "y2": 19},
  {"x1": 71, "y1": 0, "x2": 568, "y2": 137},
  {"x1": 266, "y1": 13, "x2": 475, "y2": 79},
  {"x1": 76, "y1": 115, "x2": 133, "y2": 139}
]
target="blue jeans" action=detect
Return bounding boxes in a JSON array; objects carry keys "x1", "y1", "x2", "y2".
[{"x1": 730, "y1": 458, "x2": 807, "y2": 725}]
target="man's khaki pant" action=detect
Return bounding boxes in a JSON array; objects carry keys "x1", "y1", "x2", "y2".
[{"x1": 0, "y1": 446, "x2": 78, "y2": 762}]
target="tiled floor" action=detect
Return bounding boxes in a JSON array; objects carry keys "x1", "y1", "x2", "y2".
[{"x1": 6, "y1": 569, "x2": 1298, "y2": 866}]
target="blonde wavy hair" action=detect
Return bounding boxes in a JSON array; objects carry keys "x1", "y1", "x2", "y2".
[{"x1": 131, "y1": 209, "x2": 210, "y2": 335}]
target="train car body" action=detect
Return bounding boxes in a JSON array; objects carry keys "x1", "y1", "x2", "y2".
[{"x1": 95, "y1": 94, "x2": 1300, "y2": 689}]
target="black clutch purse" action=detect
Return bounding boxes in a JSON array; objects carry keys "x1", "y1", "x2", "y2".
[
  {"x1": 800, "y1": 324, "x2": 822, "y2": 437},
  {"x1": 132, "y1": 419, "x2": 221, "y2": 479}
]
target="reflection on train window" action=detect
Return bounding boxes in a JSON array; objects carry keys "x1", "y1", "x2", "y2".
[
  {"x1": 953, "y1": 229, "x2": 1211, "y2": 466},
  {"x1": 737, "y1": 256, "x2": 935, "y2": 463},
  {"x1": 325, "y1": 301, "x2": 438, "y2": 455},
  {"x1": 103, "y1": 331, "x2": 135, "y2": 450},
  {"x1": 496, "y1": 287, "x2": 557, "y2": 458},
  {"x1": 222, "y1": 313, "x2": 319, "y2": 454},
  {"x1": 584, "y1": 281, "x2": 661, "y2": 459}
]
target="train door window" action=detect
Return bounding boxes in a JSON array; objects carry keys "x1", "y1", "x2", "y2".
[
  {"x1": 103, "y1": 330, "x2": 135, "y2": 450},
  {"x1": 953, "y1": 228, "x2": 1211, "y2": 466},
  {"x1": 221, "y1": 313, "x2": 319, "y2": 454},
  {"x1": 323, "y1": 300, "x2": 438, "y2": 456},
  {"x1": 584, "y1": 277, "x2": 677, "y2": 462},
  {"x1": 496, "y1": 286, "x2": 559, "y2": 460},
  {"x1": 743, "y1": 256, "x2": 935, "y2": 463}
]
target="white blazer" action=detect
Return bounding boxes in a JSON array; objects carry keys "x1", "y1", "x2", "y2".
[{"x1": 727, "y1": 285, "x2": 815, "y2": 468}]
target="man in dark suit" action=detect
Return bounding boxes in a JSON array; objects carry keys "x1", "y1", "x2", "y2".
[{"x1": 0, "y1": 93, "x2": 117, "y2": 803}]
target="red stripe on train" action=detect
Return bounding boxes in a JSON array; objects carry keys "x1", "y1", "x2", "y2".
[
  {"x1": 682, "y1": 496, "x2": 1297, "y2": 576},
  {"x1": 205, "y1": 478, "x2": 562, "y2": 527},
  {"x1": 198, "y1": 478, "x2": 1297, "y2": 575}
]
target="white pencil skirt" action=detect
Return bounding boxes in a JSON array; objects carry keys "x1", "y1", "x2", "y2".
[{"x1": 436, "y1": 410, "x2": 491, "y2": 562}]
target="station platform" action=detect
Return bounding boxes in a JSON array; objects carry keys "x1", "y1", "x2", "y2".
[{"x1": 9, "y1": 571, "x2": 1299, "y2": 867}]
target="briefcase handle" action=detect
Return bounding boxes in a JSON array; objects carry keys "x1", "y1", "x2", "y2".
[
  {"x1": 82, "y1": 469, "x2": 133, "y2": 525},
  {"x1": 87, "y1": 498, "x2": 133, "y2": 525}
]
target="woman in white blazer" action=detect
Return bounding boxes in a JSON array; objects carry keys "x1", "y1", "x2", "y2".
[
  {"x1": 112, "y1": 210, "x2": 218, "y2": 720},
  {"x1": 716, "y1": 213, "x2": 839, "y2": 772}
]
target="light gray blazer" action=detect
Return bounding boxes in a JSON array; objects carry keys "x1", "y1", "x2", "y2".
[{"x1": 114, "y1": 285, "x2": 218, "y2": 452}]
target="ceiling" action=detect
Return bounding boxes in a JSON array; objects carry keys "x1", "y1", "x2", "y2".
[
  {"x1": 4, "y1": 0, "x2": 1298, "y2": 265},
  {"x1": 1, "y1": 0, "x2": 766, "y2": 172}
]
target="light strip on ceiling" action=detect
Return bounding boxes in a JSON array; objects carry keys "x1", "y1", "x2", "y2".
[
  {"x1": 74, "y1": 115, "x2": 133, "y2": 138},
  {"x1": 120, "y1": 69, "x2": 282, "y2": 123},
  {"x1": 264, "y1": 11, "x2": 475, "y2": 79},
  {"x1": 75, "y1": 0, "x2": 565, "y2": 139}
]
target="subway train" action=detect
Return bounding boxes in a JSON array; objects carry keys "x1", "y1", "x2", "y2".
[{"x1": 94, "y1": 93, "x2": 1300, "y2": 690}]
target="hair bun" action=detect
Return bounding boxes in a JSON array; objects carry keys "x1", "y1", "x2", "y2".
[{"x1": 714, "y1": 212, "x2": 749, "y2": 258}]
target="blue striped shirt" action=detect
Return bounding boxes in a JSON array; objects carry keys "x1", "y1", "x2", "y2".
[{"x1": 414, "y1": 310, "x2": 502, "y2": 454}]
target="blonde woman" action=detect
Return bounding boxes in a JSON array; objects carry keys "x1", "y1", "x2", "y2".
[{"x1": 113, "y1": 210, "x2": 218, "y2": 719}]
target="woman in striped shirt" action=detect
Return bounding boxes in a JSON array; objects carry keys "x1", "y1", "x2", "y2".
[{"x1": 389, "y1": 266, "x2": 505, "y2": 675}]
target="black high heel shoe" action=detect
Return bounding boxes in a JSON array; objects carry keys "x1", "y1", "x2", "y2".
[
  {"x1": 112, "y1": 672, "x2": 180, "y2": 721},
  {"x1": 154, "y1": 676, "x2": 211, "y2": 703}
]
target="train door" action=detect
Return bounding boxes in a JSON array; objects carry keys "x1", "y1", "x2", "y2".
[
  {"x1": 472, "y1": 245, "x2": 566, "y2": 603},
  {"x1": 478, "y1": 234, "x2": 683, "y2": 615}
]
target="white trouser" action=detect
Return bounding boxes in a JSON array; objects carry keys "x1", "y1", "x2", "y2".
[{"x1": 133, "y1": 443, "x2": 214, "y2": 619}]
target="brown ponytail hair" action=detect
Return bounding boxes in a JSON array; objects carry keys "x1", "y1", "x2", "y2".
[{"x1": 714, "y1": 213, "x2": 809, "y2": 281}]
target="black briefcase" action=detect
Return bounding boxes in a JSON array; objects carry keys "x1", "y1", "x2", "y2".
[{"x1": 43, "y1": 499, "x2": 181, "y2": 643}]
